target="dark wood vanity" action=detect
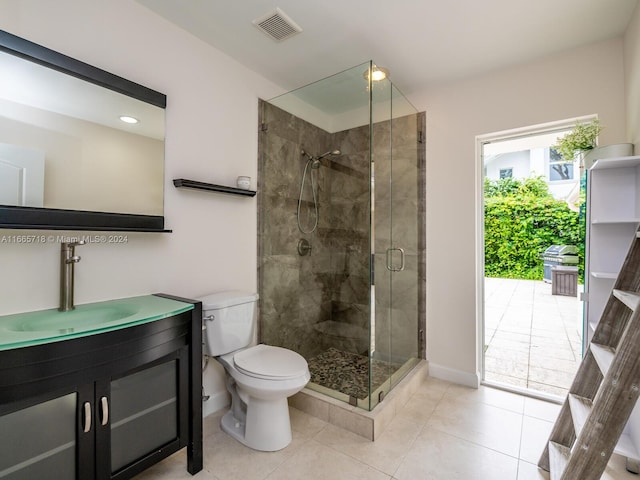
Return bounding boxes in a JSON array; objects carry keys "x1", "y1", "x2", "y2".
[{"x1": 0, "y1": 294, "x2": 203, "y2": 479}]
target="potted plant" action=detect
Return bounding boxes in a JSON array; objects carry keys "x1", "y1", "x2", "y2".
[
  {"x1": 553, "y1": 119, "x2": 603, "y2": 162},
  {"x1": 554, "y1": 119, "x2": 634, "y2": 168}
]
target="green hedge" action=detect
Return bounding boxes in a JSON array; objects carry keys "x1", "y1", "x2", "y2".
[{"x1": 484, "y1": 176, "x2": 584, "y2": 281}]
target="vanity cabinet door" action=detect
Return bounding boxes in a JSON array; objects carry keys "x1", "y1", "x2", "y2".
[
  {"x1": 0, "y1": 385, "x2": 94, "y2": 480},
  {"x1": 95, "y1": 348, "x2": 189, "y2": 480},
  {"x1": 0, "y1": 303, "x2": 201, "y2": 480}
]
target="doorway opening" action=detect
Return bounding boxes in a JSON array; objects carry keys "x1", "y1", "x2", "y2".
[{"x1": 478, "y1": 118, "x2": 590, "y2": 399}]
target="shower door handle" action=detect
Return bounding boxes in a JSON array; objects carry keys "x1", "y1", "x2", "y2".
[{"x1": 386, "y1": 247, "x2": 405, "y2": 272}]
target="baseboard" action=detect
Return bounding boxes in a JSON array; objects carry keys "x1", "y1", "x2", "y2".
[
  {"x1": 203, "y1": 391, "x2": 230, "y2": 418},
  {"x1": 428, "y1": 363, "x2": 480, "y2": 388}
]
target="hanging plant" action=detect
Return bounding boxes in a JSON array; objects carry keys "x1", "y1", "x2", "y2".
[{"x1": 553, "y1": 119, "x2": 603, "y2": 161}]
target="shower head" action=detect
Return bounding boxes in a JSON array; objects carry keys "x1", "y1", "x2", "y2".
[
  {"x1": 301, "y1": 149, "x2": 340, "y2": 169},
  {"x1": 317, "y1": 149, "x2": 341, "y2": 159}
]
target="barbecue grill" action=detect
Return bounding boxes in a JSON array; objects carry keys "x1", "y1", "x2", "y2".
[{"x1": 542, "y1": 245, "x2": 578, "y2": 283}]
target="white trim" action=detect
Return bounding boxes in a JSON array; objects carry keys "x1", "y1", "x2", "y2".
[
  {"x1": 475, "y1": 135, "x2": 486, "y2": 384},
  {"x1": 476, "y1": 115, "x2": 597, "y2": 145},
  {"x1": 476, "y1": 115, "x2": 595, "y2": 388},
  {"x1": 482, "y1": 380, "x2": 563, "y2": 404},
  {"x1": 429, "y1": 363, "x2": 480, "y2": 388},
  {"x1": 203, "y1": 391, "x2": 230, "y2": 418}
]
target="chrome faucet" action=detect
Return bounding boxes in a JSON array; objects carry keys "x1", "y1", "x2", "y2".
[{"x1": 59, "y1": 240, "x2": 85, "y2": 311}]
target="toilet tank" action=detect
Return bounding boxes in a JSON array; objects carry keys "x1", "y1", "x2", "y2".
[{"x1": 198, "y1": 291, "x2": 259, "y2": 356}]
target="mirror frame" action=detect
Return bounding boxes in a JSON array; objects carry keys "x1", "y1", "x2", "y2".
[{"x1": 0, "y1": 29, "x2": 169, "y2": 232}]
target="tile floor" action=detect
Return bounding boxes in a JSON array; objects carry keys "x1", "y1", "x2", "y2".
[
  {"x1": 484, "y1": 277, "x2": 583, "y2": 397},
  {"x1": 133, "y1": 379, "x2": 635, "y2": 480}
]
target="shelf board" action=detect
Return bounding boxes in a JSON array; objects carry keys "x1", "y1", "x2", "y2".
[
  {"x1": 591, "y1": 272, "x2": 618, "y2": 279},
  {"x1": 173, "y1": 179, "x2": 256, "y2": 197},
  {"x1": 590, "y1": 343, "x2": 615, "y2": 376},
  {"x1": 549, "y1": 441, "x2": 570, "y2": 480},
  {"x1": 590, "y1": 155, "x2": 640, "y2": 170},
  {"x1": 591, "y1": 219, "x2": 640, "y2": 225},
  {"x1": 568, "y1": 392, "x2": 640, "y2": 460},
  {"x1": 613, "y1": 289, "x2": 640, "y2": 311},
  {"x1": 568, "y1": 394, "x2": 591, "y2": 436}
]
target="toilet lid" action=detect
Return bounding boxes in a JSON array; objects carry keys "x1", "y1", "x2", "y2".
[{"x1": 234, "y1": 344, "x2": 308, "y2": 379}]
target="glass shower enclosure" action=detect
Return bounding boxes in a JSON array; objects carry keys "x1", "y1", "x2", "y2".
[{"x1": 258, "y1": 61, "x2": 425, "y2": 410}]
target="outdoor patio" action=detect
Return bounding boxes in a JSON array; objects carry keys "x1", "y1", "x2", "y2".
[{"x1": 484, "y1": 277, "x2": 583, "y2": 398}]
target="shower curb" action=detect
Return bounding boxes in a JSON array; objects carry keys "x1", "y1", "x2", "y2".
[{"x1": 289, "y1": 360, "x2": 429, "y2": 440}]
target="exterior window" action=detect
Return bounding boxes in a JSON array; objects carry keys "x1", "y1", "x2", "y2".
[
  {"x1": 499, "y1": 168, "x2": 513, "y2": 179},
  {"x1": 549, "y1": 147, "x2": 574, "y2": 181},
  {"x1": 549, "y1": 162, "x2": 574, "y2": 181}
]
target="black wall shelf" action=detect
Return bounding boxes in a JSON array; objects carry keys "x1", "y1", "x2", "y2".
[{"x1": 173, "y1": 179, "x2": 256, "y2": 197}]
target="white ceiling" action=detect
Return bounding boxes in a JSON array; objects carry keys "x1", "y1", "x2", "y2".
[{"x1": 136, "y1": 0, "x2": 639, "y2": 97}]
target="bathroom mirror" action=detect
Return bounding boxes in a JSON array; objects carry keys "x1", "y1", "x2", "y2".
[{"x1": 0, "y1": 30, "x2": 168, "y2": 231}]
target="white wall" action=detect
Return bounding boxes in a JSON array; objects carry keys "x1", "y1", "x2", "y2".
[
  {"x1": 0, "y1": 0, "x2": 283, "y2": 415},
  {"x1": 408, "y1": 38, "x2": 627, "y2": 386},
  {"x1": 626, "y1": 2, "x2": 640, "y2": 149}
]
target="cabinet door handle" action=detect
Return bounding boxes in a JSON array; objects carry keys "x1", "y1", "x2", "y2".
[
  {"x1": 100, "y1": 396, "x2": 109, "y2": 426},
  {"x1": 83, "y1": 402, "x2": 92, "y2": 433}
]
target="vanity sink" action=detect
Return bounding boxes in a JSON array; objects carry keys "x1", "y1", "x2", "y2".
[
  {"x1": 0, "y1": 295, "x2": 194, "y2": 350},
  {"x1": 3, "y1": 304, "x2": 139, "y2": 333}
]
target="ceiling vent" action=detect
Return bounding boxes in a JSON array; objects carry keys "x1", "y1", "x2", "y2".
[{"x1": 252, "y1": 7, "x2": 302, "y2": 42}]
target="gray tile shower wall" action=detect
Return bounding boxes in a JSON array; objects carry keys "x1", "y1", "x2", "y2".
[
  {"x1": 259, "y1": 100, "x2": 333, "y2": 358},
  {"x1": 258, "y1": 100, "x2": 426, "y2": 369}
]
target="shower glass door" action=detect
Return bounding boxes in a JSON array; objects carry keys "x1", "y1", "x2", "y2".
[{"x1": 369, "y1": 64, "x2": 422, "y2": 410}]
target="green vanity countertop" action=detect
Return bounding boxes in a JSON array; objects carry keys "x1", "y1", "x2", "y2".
[{"x1": 0, "y1": 295, "x2": 194, "y2": 351}]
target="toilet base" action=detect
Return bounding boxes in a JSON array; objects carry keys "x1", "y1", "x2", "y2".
[
  {"x1": 220, "y1": 410, "x2": 247, "y2": 445},
  {"x1": 220, "y1": 395, "x2": 293, "y2": 452}
]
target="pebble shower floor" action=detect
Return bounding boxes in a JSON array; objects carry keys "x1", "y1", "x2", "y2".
[{"x1": 307, "y1": 347, "x2": 402, "y2": 400}]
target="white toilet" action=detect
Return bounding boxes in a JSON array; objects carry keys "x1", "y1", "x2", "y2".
[{"x1": 198, "y1": 291, "x2": 310, "y2": 451}]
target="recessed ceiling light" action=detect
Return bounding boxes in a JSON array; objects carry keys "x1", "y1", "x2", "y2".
[
  {"x1": 119, "y1": 116, "x2": 139, "y2": 124},
  {"x1": 363, "y1": 66, "x2": 390, "y2": 82}
]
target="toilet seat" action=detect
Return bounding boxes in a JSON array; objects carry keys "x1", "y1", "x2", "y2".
[{"x1": 233, "y1": 344, "x2": 308, "y2": 380}]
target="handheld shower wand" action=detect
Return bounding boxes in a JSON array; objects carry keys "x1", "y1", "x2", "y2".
[{"x1": 297, "y1": 149, "x2": 341, "y2": 233}]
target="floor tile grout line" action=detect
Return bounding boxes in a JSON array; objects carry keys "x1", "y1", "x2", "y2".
[
  {"x1": 304, "y1": 385, "x2": 441, "y2": 479},
  {"x1": 310, "y1": 422, "x2": 408, "y2": 479},
  {"x1": 423, "y1": 384, "x2": 527, "y2": 463},
  {"x1": 422, "y1": 421, "x2": 524, "y2": 462}
]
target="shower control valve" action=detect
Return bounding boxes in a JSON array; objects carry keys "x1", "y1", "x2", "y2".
[{"x1": 297, "y1": 238, "x2": 312, "y2": 256}]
